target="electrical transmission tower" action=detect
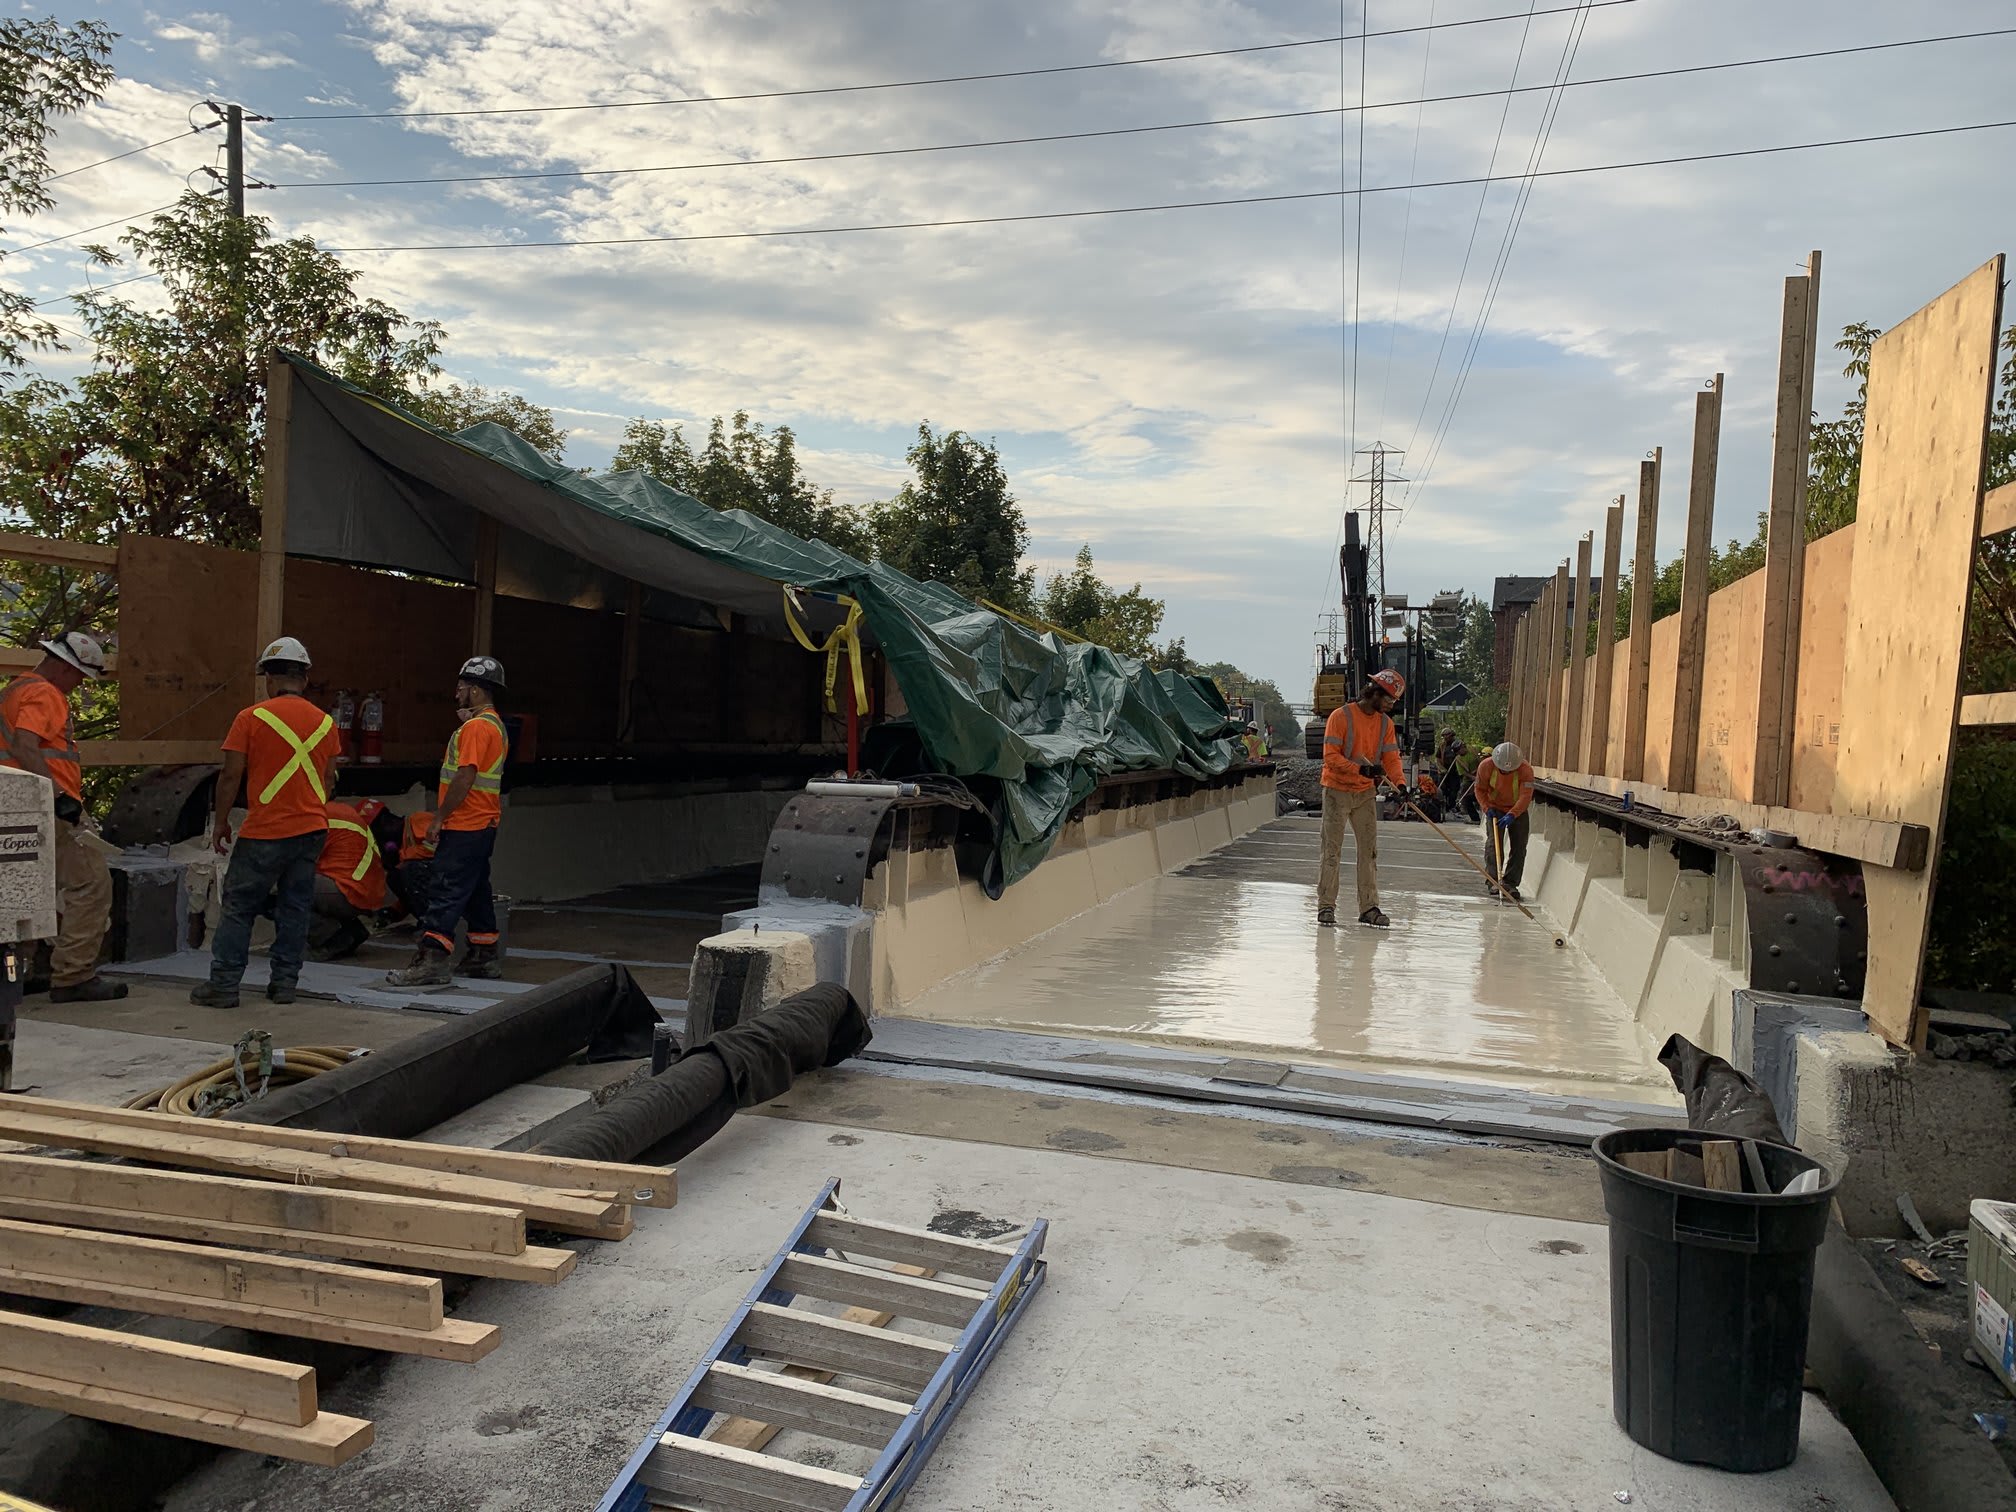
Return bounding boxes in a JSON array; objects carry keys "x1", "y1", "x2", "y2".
[{"x1": 1352, "y1": 443, "x2": 1407, "y2": 620}]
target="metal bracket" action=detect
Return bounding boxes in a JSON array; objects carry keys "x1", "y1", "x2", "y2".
[
  {"x1": 1733, "y1": 842, "x2": 1868, "y2": 999},
  {"x1": 760, "y1": 790, "x2": 899, "y2": 904}
]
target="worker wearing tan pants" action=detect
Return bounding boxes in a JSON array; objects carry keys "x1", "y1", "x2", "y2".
[
  {"x1": 1316, "y1": 785, "x2": 1383, "y2": 919},
  {"x1": 51, "y1": 819, "x2": 112, "y2": 987}
]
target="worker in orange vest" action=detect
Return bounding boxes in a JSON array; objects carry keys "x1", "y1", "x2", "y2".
[
  {"x1": 1317, "y1": 668, "x2": 1407, "y2": 928},
  {"x1": 385, "y1": 656, "x2": 510, "y2": 989},
  {"x1": 309, "y1": 797, "x2": 388, "y2": 961},
  {"x1": 0, "y1": 631, "x2": 125, "y2": 1002},
  {"x1": 192, "y1": 637, "x2": 341, "y2": 1008},
  {"x1": 1474, "y1": 741, "x2": 1536, "y2": 902},
  {"x1": 381, "y1": 806, "x2": 438, "y2": 920}
]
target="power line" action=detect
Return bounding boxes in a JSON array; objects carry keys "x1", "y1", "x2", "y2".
[
  {"x1": 28, "y1": 270, "x2": 161, "y2": 307},
  {"x1": 44, "y1": 125, "x2": 212, "y2": 183},
  {"x1": 314, "y1": 117, "x2": 2016, "y2": 254},
  {"x1": 1330, "y1": 0, "x2": 1351, "y2": 612},
  {"x1": 1372, "y1": 0, "x2": 1437, "y2": 447},
  {"x1": 4, "y1": 201, "x2": 182, "y2": 255},
  {"x1": 265, "y1": 1, "x2": 1636, "y2": 122},
  {"x1": 262, "y1": 27, "x2": 2016, "y2": 191}
]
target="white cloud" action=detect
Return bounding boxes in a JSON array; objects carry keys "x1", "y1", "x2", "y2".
[{"x1": 153, "y1": 14, "x2": 299, "y2": 71}]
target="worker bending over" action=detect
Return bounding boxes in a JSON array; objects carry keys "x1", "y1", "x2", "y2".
[
  {"x1": 1474, "y1": 741, "x2": 1536, "y2": 902},
  {"x1": 0, "y1": 632, "x2": 124, "y2": 1002},
  {"x1": 386, "y1": 657, "x2": 509, "y2": 988},
  {"x1": 1317, "y1": 668, "x2": 1407, "y2": 928},
  {"x1": 194, "y1": 638, "x2": 340, "y2": 1008},
  {"x1": 310, "y1": 797, "x2": 387, "y2": 961}
]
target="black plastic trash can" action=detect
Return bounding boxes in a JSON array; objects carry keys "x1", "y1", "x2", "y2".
[{"x1": 1594, "y1": 1127, "x2": 1837, "y2": 1472}]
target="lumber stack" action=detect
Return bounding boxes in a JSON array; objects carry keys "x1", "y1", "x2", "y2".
[{"x1": 0, "y1": 1092, "x2": 675, "y2": 1465}]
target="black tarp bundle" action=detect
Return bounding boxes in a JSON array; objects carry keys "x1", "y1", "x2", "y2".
[{"x1": 1657, "y1": 1033, "x2": 1791, "y2": 1145}]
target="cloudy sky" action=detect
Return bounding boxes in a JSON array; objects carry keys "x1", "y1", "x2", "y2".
[{"x1": 5, "y1": 0, "x2": 2013, "y2": 697}]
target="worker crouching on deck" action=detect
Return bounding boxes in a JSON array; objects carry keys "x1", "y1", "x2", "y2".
[
  {"x1": 385, "y1": 657, "x2": 509, "y2": 989},
  {"x1": 1475, "y1": 741, "x2": 1535, "y2": 902},
  {"x1": 1317, "y1": 668, "x2": 1406, "y2": 928},
  {"x1": 309, "y1": 797, "x2": 388, "y2": 961}
]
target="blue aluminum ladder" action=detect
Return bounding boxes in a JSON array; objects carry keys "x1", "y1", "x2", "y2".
[{"x1": 595, "y1": 1178, "x2": 1047, "y2": 1512}]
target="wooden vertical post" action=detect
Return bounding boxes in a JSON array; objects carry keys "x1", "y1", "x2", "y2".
[
  {"x1": 1542, "y1": 564, "x2": 1568, "y2": 766},
  {"x1": 255, "y1": 358, "x2": 292, "y2": 655},
  {"x1": 1565, "y1": 534, "x2": 1593, "y2": 772},
  {"x1": 618, "y1": 580, "x2": 643, "y2": 743},
  {"x1": 1525, "y1": 583, "x2": 1547, "y2": 759},
  {"x1": 1752, "y1": 252, "x2": 1822, "y2": 807},
  {"x1": 1589, "y1": 498, "x2": 1624, "y2": 777},
  {"x1": 1514, "y1": 613, "x2": 1534, "y2": 751},
  {"x1": 1622, "y1": 450, "x2": 1660, "y2": 781},
  {"x1": 1666, "y1": 377, "x2": 1723, "y2": 793},
  {"x1": 471, "y1": 518, "x2": 498, "y2": 656},
  {"x1": 1505, "y1": 616, "x2": 1523, "y2": 742}
]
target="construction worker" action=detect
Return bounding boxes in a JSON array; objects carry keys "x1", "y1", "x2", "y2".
[
  {"x1": 1, "y1": 631, "x2": 125, "y2": 1002},
  {"x1": 1317, "y1": 668, "x2": 1407, "y2": 928},
  {"x1": 1242, "y1": 722, "x2": 1266, "y2": 762},
  {"x1": 193, "y1": 638, "x2": 341, "y2": 1008},
  {"x1": 1475, "y1": 740, "x2": 1536, "y2": 901},
  {"x1": 386, "y1": 656, "x2": 509, "y2": 988},
  {"x1": 309, "y1": 797, "x2": 387, "y2": 961},
  {"x1": 382, "y1": 806, "x2": 438, "y2": 920}
]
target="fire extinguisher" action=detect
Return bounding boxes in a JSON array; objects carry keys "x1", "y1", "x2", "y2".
[
  {"x1": 360, "y1": 691, "x2": 384, "y2": 765},
  {"x1": 334, "y1": 690, "x2": 357, "y2": 765}
]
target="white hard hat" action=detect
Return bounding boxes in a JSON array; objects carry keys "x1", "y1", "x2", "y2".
[
  {"x1": 40, "y1": 630, "x2": 107, "y2": 680},
  {"x1": 1491, "y1": 741, "x2": 1523, "y2": 771},
  {"x1": 257, "y1": 636, "x2": 312, "y2": 671}
]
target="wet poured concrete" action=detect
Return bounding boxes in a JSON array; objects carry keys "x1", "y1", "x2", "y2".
[{"x1": 896, "y1": 814, "x2": 1679, "y2": 1104}]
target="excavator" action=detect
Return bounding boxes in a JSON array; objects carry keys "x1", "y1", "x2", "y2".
[{"x1": 1303, "y1": 512, "x2": 1431, "y2": 767}]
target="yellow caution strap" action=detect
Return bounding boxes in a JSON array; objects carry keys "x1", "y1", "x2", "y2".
[{"x1": 782, "y1": 588, "x2": 870, "y2": 716}]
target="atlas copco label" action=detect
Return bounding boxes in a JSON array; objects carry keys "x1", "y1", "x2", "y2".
[{"x1": 0, "y1": 825, "x2": 42, "y2": 863}]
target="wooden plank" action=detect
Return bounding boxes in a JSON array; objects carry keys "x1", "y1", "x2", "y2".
[
  {"x1": 1701, "y1": 1140, "x2": 1743, "y2": 1193},
  {"x1": 1531, "y1": 765, "x2": 1927, "y2": 869},
  {"x1": 0, "y1": 1363, "x2": 372, "y2": 1467},
  {"x1": 1832, "y1": 256, "x2": 2006, "y2": 1048},
  {"x1": 1588, "y1": 501, "x2": 1624, "y2": 777},
  {"x1": 1668, "y1": 1148, "x2": 1705, "y2": 1188},
  {"x1": 1506, "y1": 616, "x2": 1527, "y2": 744},
  {"x1": 1617, "y1": 1150, "x2": 1670, "y2": 1179},
  {"x1": 0, "y1": 1269, "x2": 498, "y2": 1361},
  {"x1": 0, "y1": 1311, "x2": 314, "y2": 1426},
  {"x1": 0, "y1": 647, "x2": 118, "y2": 679},
  {"x1": 0, "y1": 1105, "x2": 626, "y2": 1233},
  {"x1": 2, "y1": 1096, "x2": 674, "y2": 1209},
  {"x1": 774, "y1": 1253, "x2": 987, "y2": 1329},
  {"x1": 0, "y1": 1194, "x2": 572, "y2": 1283},
  {"x1": 472, "y1": 516, "x2": 498, "y2": 655},
  {"x1": 644, "y1": 1433, "x2": 861, "y2": 1512},
  {"x1": 0, "y1": 1151, "x2": 527, "y2": 1255},
  {"x1": 1983, "y1": 480, "x2": 2016, "y2": 539},
  {"x1": 692, "y1": 1362, "x2": 909, "y2": 1451},
  {"x1": 1541, "y1": 569, "x2": 1567, "y2": 767},
  {"x1": 619, "y1": 579, "x2": 643, "y2": 743},
  {"x1": 0, "y1": 529, "x2": 118, "y2": 571},
  {"x1": 803, "y1": 1212, "x2": 1014, "y2": 1283},
  {"x1": 0, "y1": 1218, "x2": 443, "y2": 1329},
  {"x1": 1623, "y1": 450, "x2": 1661, "y2": 781},
  {"x1": 1754, "y1": 258, "x2": 1821, "y2": 808},
  {"x1": 256, "y1": 357, "x2": 291, "y2": 654},
  {"x1": 1961, "y1": 692, "x2": 2016, "y2": 727},
  {"x1": 1566, "y1": 534, "x2": 1593, "y2": 771},
  {"x1": 736, "y1": 1302, "x2": 950, "y2": 1393},
  {"x1": 1668, "y1": 376, "x2": 1723, "y2": 793}
]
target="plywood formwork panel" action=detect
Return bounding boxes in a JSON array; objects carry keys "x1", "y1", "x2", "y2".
[
  {"x1": 1604, "y1": 640, "x2": 1632, "y2": 777},
  {"x1": 1787, "y1": 523, "x2": 1855, "y2": 813},
  {"x1": 1668, "y1": 378, "x2": 1724, "y2": 793},
  {"x1": 1566, "y1": 535, "x2": 1592, "y2": 771},
  {"x1": 1589, "y1": 502, "x2": 1624, "y2": 776},
  {"x1": 1641, "y1": 617, "x2": 1680, "y2": 789},
  {"x1": 1832, "y1": 255, "x2": 2004, "y2": 1048},
  {"x1": 1692, "y1": 567, "x2": 1765, "y2": 801},
  {"x1": 117, "y1": 535, "x2": 258, "y2": 743},
  {"x1": 1623, "y1": 452, "x2": 1661, "y2": 781}
]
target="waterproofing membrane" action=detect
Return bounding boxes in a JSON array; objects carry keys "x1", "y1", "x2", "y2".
[
  {"x1": 225, "y1": 963, "x2": 660, "y2": 1138},
  {"x1": 276, "y1": 352, "x2": 1239, "y2": 883}
]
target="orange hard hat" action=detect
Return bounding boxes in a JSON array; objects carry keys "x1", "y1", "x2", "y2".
[{"x1": 1370, "y1": 668, "x2": 1406, "y2": 697}]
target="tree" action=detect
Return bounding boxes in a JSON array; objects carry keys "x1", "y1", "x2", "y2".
[
  {"x1": 0, "y1": 18, "x2": 114, "y2": 376},
  {"x1": 1037, "y1": 544, "x2": 1167, "y2": 661},
  {"x1": 871, "y1": 423, "x2": 1033, "y2": 608},
  {"x1": 1805, "y1": 322, "x2": 1880, "y2": 540},
  {"x1": 612, "y1": 411, "x2": 868, "y2": 556},
  {"x1": 409, "y1": 380, "x2": 565, "y2": 455},
  {"x1": 1196, "y1": 660, "x2": 1297, "y2": 748}
]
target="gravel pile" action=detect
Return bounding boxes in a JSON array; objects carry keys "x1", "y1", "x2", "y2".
[{"x1": 1275, "y1": 757, "x2": 1325, "y2": 812}]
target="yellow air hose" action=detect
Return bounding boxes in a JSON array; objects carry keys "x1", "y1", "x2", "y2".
[{"x1": 125, "y1": 1031, "x2": 367, "y2": 1116}]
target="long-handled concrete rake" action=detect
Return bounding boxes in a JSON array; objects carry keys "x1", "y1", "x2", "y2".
[{"x1": 1398, "y1": 794, "x2": 1543, "y2": 927}]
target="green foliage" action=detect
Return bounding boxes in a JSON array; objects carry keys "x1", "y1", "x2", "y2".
[
  {"x1": 1038, "y1": 544, "x2": 1167, "y2": 661},
  {"x1": 1196, "y1": 660, "x2": 1298, "y2": 748},
  {"x1": 612, "y1": 411, "x2": 868, "y2": 556},
  {"x1": 1449, "y1": 686, "x2": 1507, "y2": 751},
  {"x1": 870, "y1": 423, "x2": 1034, "y2": 609},
  {"x1": 1451, "y1": 593, "x2": 1493, "y2": 689},
  {"x1": 1805, "y1": 322, "x2": 1878, "y2": 540},
  {"x1": 0, "y1": 17, "x2": 114, "y2": 375},
  {"x1": 1926, "y1": 733, "x2": 2016, "y2": 993},
  {"x1": 411, "y1": 380, "x2": 565, "y2": 456}
]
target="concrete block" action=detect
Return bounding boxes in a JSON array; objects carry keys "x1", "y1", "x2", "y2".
[
  {"x1": 1647, "y1": 841, "x2": 1680, "y2": 915},
  {"x1": 1577, "y1": 820, "x2": 1621, "y2": 880},
  {"x1": 106, "y1": 855, "x2": 188, "y2": 963},
  {"x1": 1637, "y1": 933, "x2": 1726, "y2": 1052},
  {"x1": 1622, "y1": 838, "x2": 1649, "y2": 899},
  {"x1": 719, "y1": 901, "x2": 872, "y2": 1014},
  {"x1": 1577, "y1": 878, "x2": 1662, "y2": 1011},
  {"x1": 686, "y1": 928, "x2": 818, "y2": 1047},
  {"x1": 1667, "y1": 872, "x2": 1712, "y2": 936},
  {"x1": 1535, "y1": 847, "x2": 1587, "y2": 929}
]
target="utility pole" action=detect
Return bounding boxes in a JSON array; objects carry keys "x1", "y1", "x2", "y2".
[
  {"x1": 225, "y1": 103, "x2": 244, "y2": 219},
  {"x1": 1353, "y1": 442, "x2": 1407, "y2": 623}
]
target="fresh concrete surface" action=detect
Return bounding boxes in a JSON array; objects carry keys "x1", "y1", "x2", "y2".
[
  {"x1": 897, "y1": 817, "x2": 1679, "y2": 1105},
  {"x1": 8, "y1": 1015, "x2": 231, "y2": 1104},
  {"x1": 156, "y1": 1114, "x2": 1891, "y2": 1512}
]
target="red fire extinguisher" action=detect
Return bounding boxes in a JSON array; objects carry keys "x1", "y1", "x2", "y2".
[
  {"x1": 334, "y1": 689, "x2": 357, "y2": 765},
  {"x1": 360, "y1": 691, "x2": 384, "y2": 765}
]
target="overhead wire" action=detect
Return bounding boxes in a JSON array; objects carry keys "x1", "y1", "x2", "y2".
[
  {"x1": 44, "y1": 123, "x2": 212, "y2": 183},
  {"x1": 4, "y1": 201, "x2": 183, "y2": 255},
  {"x1": 1372, "y1": 0, "x2": 1436, "y2": 448},
  {"x1": 28, "y1": 269, "x2": 161, "y2": 306},
  {"x1": 1326, "y1": 0, "x2": 1354, "y2": 610},
  {"x1": 259, "y1": 27, "x2": 2016, "y2": 191},
  {"x1": 311, "y1": 118, "x2": 2016, "y2": 253},
  {"x1": 265, "y1": 1, "x2": 1636, "y2": 121}
]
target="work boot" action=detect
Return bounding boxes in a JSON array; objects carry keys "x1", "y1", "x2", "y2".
[
  {"x1": 384, "y1": 948, "x2": 454, "y2": 990},
  {"x1": 458, "y1": 943, "x2": 501, "y2": 981},
  {"x1": 49, "y1": 976, "x2": 128, "y2": 1003},
  {"x1": 1501, "y1": 883, "x2": 1522, "y2": 903},
  {"x1": 1359, "y1": 907, "x2": 1391, "y2": 928},
  {"x1": 1316, "y1": 906, "x2": 1336, "y2": 927},
  {"x1": 188, "y1": 981, "x2": 240, "y2": 1008},
  {"x1": 266, "y1": 978, "x2": 297, "y2": 1004},
  {"x1": 308, "y1": 918, "x2": 369, "y2": 963}
]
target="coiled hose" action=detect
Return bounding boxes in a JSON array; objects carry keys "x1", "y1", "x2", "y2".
[{"x1": 124, "y1": 1032, "x2": 368, "y2": 1116}]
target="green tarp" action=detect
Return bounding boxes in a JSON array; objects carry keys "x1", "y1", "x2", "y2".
[{"x1": 282, "y1": 354, "x2": 1240, "y2": 887}]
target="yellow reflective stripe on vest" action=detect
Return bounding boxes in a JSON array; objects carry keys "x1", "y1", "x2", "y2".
[
  {"x1": 326, "y1": 818, "x2": 379, "y2": 882},
  {"x1": 251, "y1": 706, "x2": 334, "y2": 806},
  {"x1": 440, "y1": 710, "x2": 508, "y2": 792}
]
